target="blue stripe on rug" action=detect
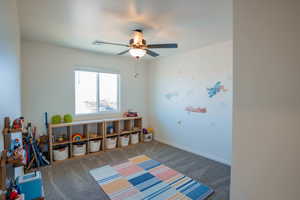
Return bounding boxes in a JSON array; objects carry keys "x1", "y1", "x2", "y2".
[
  {"x1": 98, "y1": 174, "x2": 120, "y2": 184},
  {"x1": 176, "y1": 179, "x2": 193, "y2": 191},
  {"x1": 140, "y1": 179, "x2": 162, "y2": 192},
  {"x1": 186, "y1": 185, "x2": 214, "y2": 200},
  {"x1": 129, "y1": 173, "x2": 155, "y2": 186},
  {"x1": 168, "y1": 175, "x2": 186, "y2": 186},
  {"x1": 143, "y1": 184, "x2": 172, "y2": 200},
  {"x1": 138, "y1": 159, "x2": 161, "y2": 170}
]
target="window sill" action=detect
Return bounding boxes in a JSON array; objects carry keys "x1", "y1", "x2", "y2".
[{"x1": 75, "y1": 111, "x2": 121, "y2": 117}]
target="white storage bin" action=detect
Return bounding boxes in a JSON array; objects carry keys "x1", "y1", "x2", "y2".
[
  {"x1": 53, "y1": 146, "x2": 68, "y2": 161},
  {"x1": 89, "y1": 140, "x2": 101, "y2": 152},
  {"x1": 120, "y1": 135, "x2": 129, "y2": 147},
  {"x1": 143, "y1": 133, "x2": 153, "y2": 142},
  {"x1": 106, "y1": 137, "x2": 117, "y2": 149},
  {"x1": 73, "y1": 143, "x2": 86, "y2": 156},
  {"x1": 131, "y1": 133, "x2": 139, "y2": 144}
]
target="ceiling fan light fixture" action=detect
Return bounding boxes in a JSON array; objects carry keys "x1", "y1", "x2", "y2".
[{"x1": 129, "y1": 48, "x2": 146, "y2": 58}]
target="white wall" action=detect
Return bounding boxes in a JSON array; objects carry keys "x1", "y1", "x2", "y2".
[
  {"x1": 231, "y1": 0, "x2": 300, "y2": 199},
  {"x1": 148, "y1": 41, "x2": 233, "y2": 165},
  {"x1": 0, "y1": 0, "x2": 21, "y2": 150},
  {"x1": 21, "y1": 40, "x2": 149, "y2": 134}
]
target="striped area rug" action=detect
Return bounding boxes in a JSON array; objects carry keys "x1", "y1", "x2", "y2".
[{"x1": 90, "y1": 155, "x2": 213, "y2": 200}]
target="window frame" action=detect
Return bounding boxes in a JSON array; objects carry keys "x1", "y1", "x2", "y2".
[{"x1": 74, "y1": 68, "x2": 121, "y2": 116}]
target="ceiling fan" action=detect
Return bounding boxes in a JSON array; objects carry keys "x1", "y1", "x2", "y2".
[{"x1": 93, "y1": 29, "x2": 178, "y2": 58}]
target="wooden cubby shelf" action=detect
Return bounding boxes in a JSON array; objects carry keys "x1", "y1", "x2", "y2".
[{"x1": 48, "y1": 117, "x2": 143, "y2": 164}]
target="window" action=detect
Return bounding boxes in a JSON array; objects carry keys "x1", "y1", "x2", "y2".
[{"x1": 75, "y1": 70, "x2": 120, "y2": 115}]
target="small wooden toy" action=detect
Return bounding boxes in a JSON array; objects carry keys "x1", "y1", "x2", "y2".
[
  {"x1": 57, "y1": 136, "x2": 64, "y2": 142},
  {"x1": 89, "y1": 133, "x2": 98, "y2": 138},
  {"x1": 72, "y1": 133, "x2": 82, "y2": 141}
]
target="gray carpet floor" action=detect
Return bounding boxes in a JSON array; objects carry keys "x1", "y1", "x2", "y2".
[{"x1": 41, "y1": 141, "x2": 230, "y2": 200}]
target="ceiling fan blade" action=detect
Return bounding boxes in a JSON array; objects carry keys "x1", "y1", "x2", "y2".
[
  {"x1": 146, "y1": 49, "x2": 159, "y2": 57},
  {"x1": 147, "y1": 43, "x2": 178, "y2": 49},
  {"x1": 117, "y1": 49, "x2": 130, "y2": 55},
  {"x1": 93, "y1": 40, "x2": 129, "y2": 47}
]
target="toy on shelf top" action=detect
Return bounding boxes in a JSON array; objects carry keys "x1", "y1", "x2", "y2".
[
  {"x1": 50, "y1": 114, "x2": 73, "y2": 125},
  {"x1": 2, "y1": 117, "x2": 27, "y2": 134},
  {"x1": 123, "y1": 110, "x2": 138, "y2": 117}
]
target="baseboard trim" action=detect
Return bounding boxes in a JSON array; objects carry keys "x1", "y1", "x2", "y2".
[{"x1": 155, "y1": 138, "x2": 231, "y2": 166}]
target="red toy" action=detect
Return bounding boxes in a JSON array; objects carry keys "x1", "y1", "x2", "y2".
[
  {"x1": 123, "y1": 112, "x2": 138, "y2": 117},
  {"x1": 9, "y1": 189, "x2": 21, "y2": 200},
  {"x1": 13, "y1": 118, "x2": 22, "y2": 129}
]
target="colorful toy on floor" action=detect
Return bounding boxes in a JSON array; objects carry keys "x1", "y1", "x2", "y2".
[{"x1": 143, "y1": 128, "x2": 153, "y2": 142}]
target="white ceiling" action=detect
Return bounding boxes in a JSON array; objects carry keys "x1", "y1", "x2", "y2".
[{"x1": 17, "y1": 0, "x2": 232, "y2": 58}]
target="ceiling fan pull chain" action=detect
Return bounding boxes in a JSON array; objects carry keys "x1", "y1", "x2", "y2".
[{"x1": 134, "y1": 58, "x2": 140, "y2": 78}]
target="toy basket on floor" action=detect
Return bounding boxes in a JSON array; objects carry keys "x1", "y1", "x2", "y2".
[
  {"x1": 120, "y1": 135, "x2": 129, "y2": 147},
  {"x1": 131, "y1": 133, "x2": 139, "y2": 144},
  {"x1": 106, "y1": 137, "x2": 117, "y2": 149},
  {"x1": 89, "y1": 140, "x2": 101, "y2": 152},
  {"x1": 143, "y1": 133, "x2": 153, "y2": 142},
  {"x1": 53, "y1": 146, "x2": 68, "y2": 161},
  {"x1": 73, "y1": 143, "x2": 86, "y2": 156}
]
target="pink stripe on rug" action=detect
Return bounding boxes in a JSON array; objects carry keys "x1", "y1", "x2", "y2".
[
  {"x1": 149, "y1": 165, "x2": 179, "y2": 181},
  {"x1": 114, "y1": 163, "x2": 144, "y2": 176}
]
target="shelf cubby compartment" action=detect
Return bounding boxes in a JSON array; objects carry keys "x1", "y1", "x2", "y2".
[
  {"x1": 120, "y1": 119, "x2": 132, "y2": 133},
  {"x1": 70, "y1": 125, "x2": 88, "y2": 157},
  {"x1": 105, "y1": 120, "x2": 120, "y2": 135},
  {"x1": 133, "y1": 118, "x2": 142, "y2": 131},
  {"x1": 51, "y1": 126, "x2": 70, "y2": 146},
  {"x1": 71, "y1": 125, "x2": 88, "y2": 142},
  {"x1": 88, "y1": 122, "x2": 104, "y2": 139}
]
